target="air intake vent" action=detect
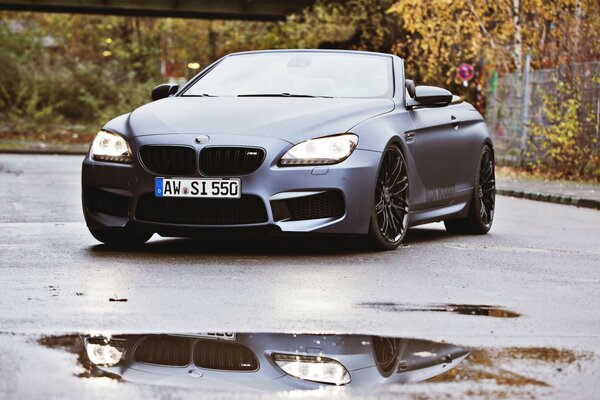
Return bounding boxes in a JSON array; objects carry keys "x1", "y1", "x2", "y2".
[
  {"x1": 200, "y1": 147, "x2": 265, "y2": 176},
  {"x1": 193, "y1": 340, "x2": 259, "y2": 371},
  {"x1": 271, "y1": 191, "x2": 345, "y2": 221},
  {"x1": 133, "y1": 336, "x2": 191, "y2": 366},
  {"x1": 135, "y1": 194, "x2": 268, "y2": 225},
  {"x1": 84, "y1": 186, "x2": 130, "y2": 217},
  {"x1": 139, "y1": 146, "x2": 196, "y2": 175}
]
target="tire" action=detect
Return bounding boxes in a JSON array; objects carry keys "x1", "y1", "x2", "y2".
[
  {"x1": 365, "y1": 145, "x2": 410, "y2": 250},
  {"x1": 444, "y1": 145, "x2": 495, "y2": 234},
  {"x1": 89, "y1": 228, "x2": 153, "y2": 247}
]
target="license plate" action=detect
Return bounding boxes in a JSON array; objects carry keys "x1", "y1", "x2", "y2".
[{"x1": 155, "y1": 178, "x2": 241, "y2": 198}]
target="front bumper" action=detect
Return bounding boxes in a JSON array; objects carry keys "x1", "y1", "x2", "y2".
[{"x1": 82, "y1": 133, "x2": 381, "y2": 236}]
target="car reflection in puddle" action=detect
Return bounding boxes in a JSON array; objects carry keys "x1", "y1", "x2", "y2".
[{"x1": 42, "y1": 332, "x2": 469, "y2": 391}]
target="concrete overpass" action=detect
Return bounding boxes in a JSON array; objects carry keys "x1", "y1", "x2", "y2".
[{"x1": 0, "y1": 0, "x2": 316, "y2": 20}]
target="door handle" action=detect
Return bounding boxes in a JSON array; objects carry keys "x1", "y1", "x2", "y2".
[{"x1": 451, "y1": 115, "x2": 460, "y2": 130}]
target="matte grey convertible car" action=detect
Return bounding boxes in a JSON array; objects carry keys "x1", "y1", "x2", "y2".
[{"x1": 82, "y1": 49, "x2": 495, "y2": 250}]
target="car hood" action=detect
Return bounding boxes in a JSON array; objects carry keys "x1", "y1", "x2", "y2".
[{"x1": 108, "y1": 97, "x2": 395, "y2": 144}]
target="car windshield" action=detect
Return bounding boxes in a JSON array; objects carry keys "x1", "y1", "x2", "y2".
[{"x1": 182, "y1": 52, "x2": 394, "y2": 98}]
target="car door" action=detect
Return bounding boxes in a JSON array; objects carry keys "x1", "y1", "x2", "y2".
[{"x1": 406, "y1": 104, "x2": 463, "y2": 211}]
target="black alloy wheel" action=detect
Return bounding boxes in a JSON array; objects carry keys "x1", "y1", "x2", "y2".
[
  {"x1": 366, "y1": 145, "x2": 410, "y2": 250},
  {"x1": 478, "y1": 146, "x2": 496, "y2": 227},
  {"x1": 445, "y1": 145, "x2": 495, "y2": 234}
]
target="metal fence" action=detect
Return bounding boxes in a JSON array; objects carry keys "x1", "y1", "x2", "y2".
[{"x1": 485, "y1": 60, "x2": 600, "y2": 166}]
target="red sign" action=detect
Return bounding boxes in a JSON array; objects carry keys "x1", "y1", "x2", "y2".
[
  {"x1": 457, "y1": 63, "x2": 474, "y2": 81},
  {"x1": 162, "y1": 61, "x2": 184, "y2": 79}
]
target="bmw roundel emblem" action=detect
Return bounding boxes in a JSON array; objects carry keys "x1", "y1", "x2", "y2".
[{"x1": 195, "y1": 135, "x2": 210, "y2": 144}]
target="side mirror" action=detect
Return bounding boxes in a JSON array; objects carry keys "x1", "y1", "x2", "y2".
[
  {"x1": 406, "y1": 85, "x2": 453, "y2": 109},
  {"x1": 151, "y1": 83, "x2": 179, "y2": 101}
]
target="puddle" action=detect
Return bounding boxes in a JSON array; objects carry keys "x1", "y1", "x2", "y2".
[
  {"x1": 429, "y1": 347, "x2": 588, "y2": 388},
  {"x1": 38, "y1": 331, "x2": 592, "y2": 397},
  {"x1": 359, "y1": 302, "x2": 521, "y2": 318},
  {"x1": 39, "y1": 332, "x2": 470, "y2": 391}
]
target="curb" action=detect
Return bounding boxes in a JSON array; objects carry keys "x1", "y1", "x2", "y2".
[{"x1": 497, "y1": 189, "x2": 600, "y2": 210}]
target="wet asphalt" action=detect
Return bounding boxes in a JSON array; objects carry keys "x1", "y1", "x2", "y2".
[{"x1": 0, "y1": 154, "x2": 599, "y2": 399}]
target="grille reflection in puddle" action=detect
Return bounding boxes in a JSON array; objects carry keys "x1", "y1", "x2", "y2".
[{"x1": 40, "y1": 332, "x2": 469, "y2": 391}]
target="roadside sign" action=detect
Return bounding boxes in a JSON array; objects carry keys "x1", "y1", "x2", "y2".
[
  {"x1": 456, "y1": 63, "x2": 475, "y2": 87},
  {"x1": 457, "y1": 63, "x2": 475, "y2": 81},
  {"x1": 457, "y1": 63, "x2": 474, "y2": 87}
]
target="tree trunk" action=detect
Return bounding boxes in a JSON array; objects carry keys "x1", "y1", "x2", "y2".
[{"x1": 513, "y1": 0, "x2": 522, "y2": 73}]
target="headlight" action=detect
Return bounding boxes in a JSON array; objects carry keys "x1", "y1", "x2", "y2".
[
  {"x1": 91, "y1": 130, "x2": 132, "y2": 163},
  {"x1": 273, "y1": 353, "x2": 351, "y2": 385},
  {"x1": 84, "y1": 336, "x2": 125, "y2": 366},
  {"x1": 279, "y1": 134, "x2": 358, "y2": 166}
]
